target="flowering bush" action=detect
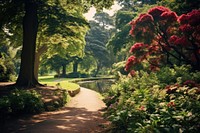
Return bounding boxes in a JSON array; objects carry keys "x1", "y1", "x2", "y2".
[
  {"x1": 103, "y1": 66, "x2": 200, "y2": 132},
  {"x1": 127, "y1": 6, "x2": 200, "y2": 72}
]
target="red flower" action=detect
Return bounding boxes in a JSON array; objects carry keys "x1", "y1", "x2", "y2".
[
  {"x1": 139, "y1": 106, "x2": 146, "y2": 111},
  {"x1": 160, "y1": 11, "x2": 178, "y2": 22},
  {"x1": 129, "y1": 70, "x2": 136, "y2": 77},
  {"x1": 188, "y1": 10, "x2": 200, "y2": 26},
  {"x1": 138, "y1": 13, "x2": 154, "y2": 23},
  {"x1": 178, "y1": 14, "x2": 189, "y2": 24},
  {"x1": 167, "y1": 102, "x2": 175, "y2": 107},
  {"x1": 129, "y1": 43, "x2": 147, "y2": 53},
  {"x1": 129, "y1": 20, "x2": 136, "y2": 36},
  {"x1": 149, "y1": 64, "x2": 160, "y2": 72},
  {"x1": 179, "y1": 24, "x2": 194, "y2": 33},
  {"x1": 174, "y1": 36, "x2": 192, "y2": 46},
  {"x1": 178, "y1": 10, "x2": 200, "y2": 26},
  {"x1": 148, "y1": 44, "x2": 160, "y2": 53},
  {"x1": 183, "y1": 80, "x2": 197, "y2": 87},
  {"x1": 168, "y1": 35, "x2": 179, "y2": 44},
  {"x1": 125, "y1": 56, "x2": 137, "y2": 71},
  {"x1": 148, "y1": 6, "x2": 170, "y2": 20}
]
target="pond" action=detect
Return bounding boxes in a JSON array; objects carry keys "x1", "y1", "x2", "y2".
[{"x1": 77, "y1": 79, "x2": 115, "y2": 93}]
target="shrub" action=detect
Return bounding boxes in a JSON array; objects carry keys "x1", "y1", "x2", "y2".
[
  {"x1": 0, "y1": 54, "x2": 16, "y2": 81},
  {"x1": 0, "y1": 89, "x2": 44, "y2": 115},
  {"x1": 104, "y1": 66, "x2": 200, "y2": 132}
]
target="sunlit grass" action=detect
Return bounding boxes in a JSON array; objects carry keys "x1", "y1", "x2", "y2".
[
  {"x1": 41, "y1": 81, "x2": 79, "y2": 91},
  {"x1": 39, "y1": 76, "x2": 80, "y2": 91}
]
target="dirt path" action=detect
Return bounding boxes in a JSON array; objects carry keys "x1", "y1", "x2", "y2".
[{"x1": 4, "y1": 87, "x2": 109, "y2": 133}]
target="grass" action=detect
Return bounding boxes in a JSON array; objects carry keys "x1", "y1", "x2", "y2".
[
  {"x1": 42, "y1": 81, "x2": 80, "y2": 91},
  {"x1": 39, "y1": 76, "x2": 80, "y2": 91}
]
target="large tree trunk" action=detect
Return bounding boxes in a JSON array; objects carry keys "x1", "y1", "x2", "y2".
[{"x1": 16, "y1": 1, "x2": 39, "y2": 87}]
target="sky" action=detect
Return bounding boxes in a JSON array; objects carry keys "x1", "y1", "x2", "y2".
[{"x1": 83, "y1": 2, "x2": 122, "y2": 20}]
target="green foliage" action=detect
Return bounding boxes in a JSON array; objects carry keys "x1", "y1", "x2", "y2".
[
  {"x1": 0, "y1": 89, "x2": 44, "y2": 116},
  {"x1": 104, "y1": 66, "x2": 200, "y2": 132},
  {"x1": 9, "y1": 89, "x2": 44, "y2": 114},
  {"x1": 157, "y1": 65, "x2": 200, "y2": 87},
  {"x1": 158, "y1": 0, "x2": 199, "y2": 15},
  {"x1": 0, "y1": 97, "x2": 11, "y2": 114},
  {"x1": 0, "y1": 53, "x2": 16, "y2": 81}
]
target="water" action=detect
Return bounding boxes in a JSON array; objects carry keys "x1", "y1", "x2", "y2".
[{"x1": 77, "y1": 79, "x2": 115, "y2": 93}]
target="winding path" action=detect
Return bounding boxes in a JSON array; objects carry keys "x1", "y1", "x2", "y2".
[{"x1": 4, "y1": 87, "x2": 109, "y2": 133}]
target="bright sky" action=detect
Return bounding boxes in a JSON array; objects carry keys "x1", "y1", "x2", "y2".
[{"x1": 83, "y1": 2, "x2": 122, "y2": 20}]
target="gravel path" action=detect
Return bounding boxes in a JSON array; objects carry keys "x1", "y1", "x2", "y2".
[{"x1": 4, "y1": 87, "x2": 109, "y2": 133}]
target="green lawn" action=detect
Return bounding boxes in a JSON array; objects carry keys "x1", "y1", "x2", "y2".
[{"x1": 39, "y1": 76, "x2": 80, "y2": 91}]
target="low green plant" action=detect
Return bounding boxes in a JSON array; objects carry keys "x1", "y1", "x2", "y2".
[
  {"x1": 0, "y1": 89, "x2": 44, "y2": 115},
  {"x1": 0, "y1": 96, "x2": 11, "y2": 114},
  {"x1": 104, "y1": 66, "x2": 200, "y2": 132}
]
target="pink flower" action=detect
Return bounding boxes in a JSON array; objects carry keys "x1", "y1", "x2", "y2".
[
  {"x1": 129, "y1": 43, "x2": 147, "y2": 53},
  {"x1": 148, "y1": 6, "x2": 170, "y2": 20}
]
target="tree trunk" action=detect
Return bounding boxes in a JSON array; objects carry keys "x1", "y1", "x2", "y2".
[
  {"x1": 73, "y1": 61, "x2": 78, "y2": 73},
  {"x1": 94, "y1": 63, "x2": 101, "y2": 77},
  {"x1": 61, "y1": 64, "x2": 66, "y2": 77},
  {"x1": 16, "y1": 1, "x2": 39, "y2": 87}
]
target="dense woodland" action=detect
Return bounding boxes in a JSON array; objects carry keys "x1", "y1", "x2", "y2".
[{"x1": 0, "y1": 0, "x2": 200, "y2": 132}]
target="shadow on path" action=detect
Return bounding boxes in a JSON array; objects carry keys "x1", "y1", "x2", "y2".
[{"x1": 3, "y1": 87, "x2": 109, "y2": 133}]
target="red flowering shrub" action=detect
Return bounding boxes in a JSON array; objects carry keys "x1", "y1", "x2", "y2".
[
  {"x1": 126, "y1": 6, "x2": 200, "y2": 74},
  {"x1": 129, "y1": 43, "x2": 147, "y2": 53},
  {"x1": 125, "y1": 55, "x2": 137, "y2": 71},
  {"x1": 178, "y1": 14, "x2": 189, "y2": 24},
  {"x1": 148, "y1": 6, "x2": 170, "y2": 20},
  {"x1": 160, "y1": 11, "x2": 178, "y2": 22},
  {"x1": 137, "y1": 14, "x2": 154, "y2": 23},
  {"x1": 179, "y1": 24, "x2": 194, "y2": 33}
]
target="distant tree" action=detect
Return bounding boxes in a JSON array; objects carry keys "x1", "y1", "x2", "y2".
[
  {"x1": 93, "y1": 12, "x2": 114, "y2": 29},
  {"x1": 85, "y1": 16, "x2": 113, "y2": 76},
  {"x1": 107, "y1": 11, "x2": 136, "y2": 54},
  {"x1": 158, "y1": 0, "x2": 200, "y2": 15}
]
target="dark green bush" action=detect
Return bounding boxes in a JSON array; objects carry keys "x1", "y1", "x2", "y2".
[
  {"x1": 0, "y1": 89, "x2": 44, "y2": 115},
  {"x1": 9, "y1": 89, "x2": 44, "y2": 114},
  {"x1": 0, "y1": 96, "x2": 11, "y2": 114},
  {"x1": 0, "y1": 54, "x2": 16, "y2": 81}
]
